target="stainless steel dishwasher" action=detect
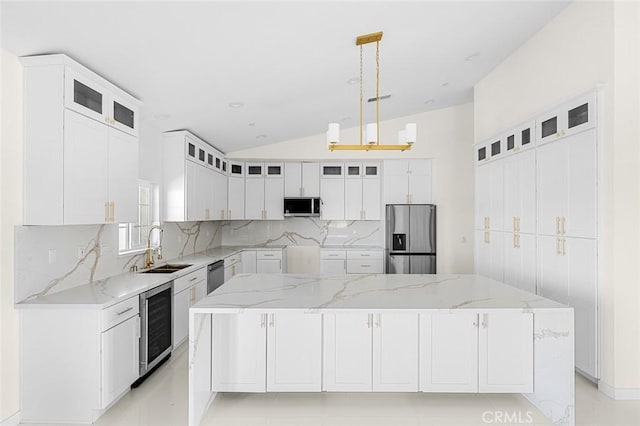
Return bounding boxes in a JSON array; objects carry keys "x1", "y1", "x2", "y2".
[{"x1": 207, "y1": 260, "x2": 225, "y2": 294}]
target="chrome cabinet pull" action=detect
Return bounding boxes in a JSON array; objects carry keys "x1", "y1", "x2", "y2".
[
  {"x1": 189, "y1": 276, "x2": 198, "y2": 282},
  {"x1": 260, "y1": 314, "x2": 266, "y2": 328},
  {"x1": 481, "y1": 313, "x2": 488, "y2": 328},
  {"x1": 117, "y1": 307, "x2": 133, "y2": 316}
]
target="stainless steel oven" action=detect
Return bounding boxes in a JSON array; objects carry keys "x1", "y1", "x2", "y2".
[{"x1": 138, "y1": 281, "x2": 173, "y2": 378}]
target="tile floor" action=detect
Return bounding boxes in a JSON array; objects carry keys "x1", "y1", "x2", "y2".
[{"x1": 39, "y1": 343, "x2": 640, "y2": 426}]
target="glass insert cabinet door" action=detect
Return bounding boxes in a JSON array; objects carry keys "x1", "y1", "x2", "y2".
[
  {"x1": 65, "y1": 69, "x2": 108, "y2": 123},
  {"x1": 109, "y1": 93, "x2": 139, "y2": 136}
]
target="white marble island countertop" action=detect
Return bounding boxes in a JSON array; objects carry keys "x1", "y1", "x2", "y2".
[{"x1": 192, "y1": 273, "x2": 570, "y2": 313}]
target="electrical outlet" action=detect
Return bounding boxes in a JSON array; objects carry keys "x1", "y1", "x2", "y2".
[
  {"x1": 48, "y1": 249, "x2": 57, "y2": 265},
  {"x1": 77, "y1": 246, "x2": 86, "y2": 260}
]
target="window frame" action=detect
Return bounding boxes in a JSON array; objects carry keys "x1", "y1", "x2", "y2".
[{"x1": 118, "y1": 180, "x2": 159, "y2": 255}]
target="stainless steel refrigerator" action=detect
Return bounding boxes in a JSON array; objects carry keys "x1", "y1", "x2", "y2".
[{"x1": 385, "y1": 204, "x2": 436, "y2": 274}]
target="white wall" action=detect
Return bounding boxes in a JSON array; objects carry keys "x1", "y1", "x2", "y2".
[
  {"x1": 474, "y1": 1, "x2": 640, "y2": 395},
  {"x1": 229, "y1": 103, "x2": 475, "y2": 274},
  {"x1": 1, "y1": 48, "x2": 23, "y2": 423}
]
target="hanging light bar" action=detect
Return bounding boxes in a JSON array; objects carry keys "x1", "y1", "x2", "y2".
[{"x1": 327, "y1": 31, "x2": 415, "y2": 152}]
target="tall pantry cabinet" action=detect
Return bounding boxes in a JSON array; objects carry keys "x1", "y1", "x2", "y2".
[{"x1": 474, "y1": 92, "x2": 599, "y2": 379}]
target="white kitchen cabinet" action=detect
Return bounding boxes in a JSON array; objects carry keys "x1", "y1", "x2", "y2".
[
  {"x1": 284, "y1": 162, "x2": 320, "y2": 197},
  {"x1": 478, "y1": 313, "x2": 533, "y2": 393},
  {"x1": 538, "y1": 235, "x2": 597, "y2": 377},
  {"x1": 372, "y1": 313, "x2": 419, "y2": 392},
  {"x1": 63, "y1": 109, "x2": 138, "y2": 225},
  {"x1": 244, "y1": 163, "x2": 284, "y2": 220},
  {"x1": 420, "y1": 313, "x2": 478, "y2": 392},
  {"x1": 323, "y1": 313, "x2": 372, "y2": 391},
  {"x1": 503, "y1": 233, "x2": 536, "y2": 294},
  {"x1": 23, "y1": 55, "x2": 140, "y2": 225},
  {"x1": 266, "y1": 313, "x2": 322, "y2": 391},
  {"x1": 212, "y1": 170, "x2": 228, "y2": 220},
  {"x1": 320, "y1": 163, "x2": 345, "y2": 220},
  {"x1": 420, "y1": 312, "x2": 533, "y2": 393},
  {"x1": 324, "y1": 313, "x2": 419, "y2": 392},
  {"x1": 537, "y1": 129, "x2": 596, "y2": 238},
  {"x1": 345, "y1": 163, "x2": 380, "y2": 221},
  {"x1": 383, "y1": 159, "x2": 432, "y2": 205},
  {"x1": 475, "y1": 160, "x2": 504, "y2": 232},
  {"x1": 241, "y1": 250, "x2": 257, "y2": 273},
  {"x1": 211, "y1": 313, "x2": 321, "y2": 392},
  {"x1": 63, "y1": 109, "x2": 110, "y2": 224},
  {"x1": 320, "y1": 250, "x2": 346, "y2": 275},
  {"x1": 257, "y1": 250, "x2": 283, "y2": 273},
  {"x1": 346, "y1": 250, "x2": 384, "y2": 274},
  {"x1": 474, "y1": 230, "x2": 504, "y2": 282},
  {"x1": 503, "y1": 149, "x2": 536, "y2": 234},
  {"x1": 100, "y1": 314, "x2": 139, "y2": 408},
  {"x1": 503, "y1": 121, "x2": 535, "y2": 155},
  {"x1": 211, "y1": 313, "x2": 267, "y2": 392},
  {"x1": 224, "y1": 253, "x2": 242, "y2": 282},
  {"x1": 173, "y1": 267, "x2": 208, "y2": 348},
  {"x1": 228, "y1": 162, "x2": 245, "y2": 220},
  {"x1": 164, "y1": 130, "x2": 224, "y2": 222},
  {"x1": 537, "y1": 92, "x2": 595, "y2": 145}
]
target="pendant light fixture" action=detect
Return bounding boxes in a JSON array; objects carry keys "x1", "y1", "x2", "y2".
[{"x1": 327, "y1": 31, "x2": 415, "y2": 151}]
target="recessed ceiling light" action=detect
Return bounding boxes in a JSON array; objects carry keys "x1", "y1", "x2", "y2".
[
  {"x1": 228, "y1": 102, "x2": 244, "y2": 108},
  {"x1": 424, "y1": 99, "x2": 435, "y2": 105},
  {"x1": 464, "y1": 52, "x2": 480, "y2": 61},
  {"x1": 153, "y1": 113, "x2": 171, "y2": 120},
  {"x1": 248, "y1": 122, "x2": 255, "y2": 127},
  {"x1": 441, "y1": 82, "x2": 449, "y2": 87},
  {"x1": 347, "y1": 77, "x2": 360, "y2": 85},
  {"x1": 256, "y1": 134, "x2": 267, "y2": 139}
]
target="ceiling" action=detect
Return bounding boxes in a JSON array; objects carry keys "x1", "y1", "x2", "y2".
[{"x1": 1, "y1": 1, "x2": 569, "y2": 153}]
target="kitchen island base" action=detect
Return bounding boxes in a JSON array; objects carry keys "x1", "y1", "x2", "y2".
[{"x1": 189, "y1": 274, "x2": 574, "y2": 425}]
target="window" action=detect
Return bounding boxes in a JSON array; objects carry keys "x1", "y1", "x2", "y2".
[{"x1": 119, "y1": 181, "x2": 159, "y2": 254}]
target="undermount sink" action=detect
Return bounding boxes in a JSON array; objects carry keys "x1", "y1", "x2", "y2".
[{"x1": 139, "y1": 263, "x2": 193, "y2": 274}]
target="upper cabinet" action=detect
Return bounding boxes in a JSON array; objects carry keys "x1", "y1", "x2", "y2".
[
  {"x1": 284, "y1": 162, "x2": 320, "y2": 197},
  {"x1": 22, "y1": 54, "x2": 140, "y2": 225},
  {"x1": 163, "y1": 130, "x2": 226, "y2": 222},
  {"x1": 244, "y1": 163, "x2": 284, "y2": 220},
  {"x1": 536, "y1": 92, "x2": 595, "y2": 145},
  {"x1": 227, "y1": 161, "x2": 245, "y2": 220},
  {"x1": 64, "y1": 66, "x2": 139, "y2": 137},
  {"x1": 320, "y1": 163, "x2": 345, "y2": 220},
  {"x1": 383, "y1": 159, "x2": 432, "y2": 205},
  {"x1": 345, "y1": 162, "x2": 381, "y2": 221}
]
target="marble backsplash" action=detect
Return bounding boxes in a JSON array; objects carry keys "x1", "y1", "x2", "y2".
[
  {"x1": 220, "y1": 217, "x2": 382, "y2": 247},
  {"x1": 14, "y1": 221, "x2": 222, "y2": 303}
]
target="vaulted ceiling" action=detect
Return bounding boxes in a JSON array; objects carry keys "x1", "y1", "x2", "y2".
[{"x1": 1, "y1": 1, "x2": 569, "y2": 152}]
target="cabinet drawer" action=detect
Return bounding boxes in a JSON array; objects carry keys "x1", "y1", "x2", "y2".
[
  {"x1": 347, "y1": 260, "x2": 384, "y2": 274},
  {"x1": 224, "y1": 253, "x2": 241, "y2": 266},
  {"x1": 102, "y1": 296, "x2": 139, "y2": 331},
  {"x1": 320, "y1": 250, "x2": 346, "y2": 260},
  {"x1": 347, "y1": 250, "x2": 383, "y2": 260},
  {"x1": 174, "y1": 267, "x2": 206, "y2": 294},
  {"x1": 257, "y1": 250, "x2": 282, "y2": 260}
]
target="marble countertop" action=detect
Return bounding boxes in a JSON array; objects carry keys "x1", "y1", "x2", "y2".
[
  {"x1": 192, "y1": 273, "x2": 570, "y2": 313},
  {"x1": 16, "y1": 246, "x2": 286, "y2": 309}
]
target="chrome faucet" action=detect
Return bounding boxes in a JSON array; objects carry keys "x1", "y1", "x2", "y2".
[{"x1": 144, "y1": 225, "x2": 163, "y2": 269}]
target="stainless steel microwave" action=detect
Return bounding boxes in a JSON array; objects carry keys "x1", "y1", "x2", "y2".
[{"x1": 283, "y1": 197, "x2": 321, "y2": 217}]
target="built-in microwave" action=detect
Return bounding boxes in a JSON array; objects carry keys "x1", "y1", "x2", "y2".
[{"x1": 283, "y1": 197, "x2": 321, "y2": 217}]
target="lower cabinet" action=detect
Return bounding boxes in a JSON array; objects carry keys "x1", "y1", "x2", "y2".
[
  {"x1": 211, "y1": 313, "x2": 322, "y2": 392},
  {"x1": 420, "y1": 312, "x2": 533, "y2": 393},
  {"x1": 100, "y1": 315, "x2": 139, "y2": 408},
  {"x1": 323, "y1": 313, "x2": 419, "y2": 392},
  {"x1": 173, "y1": 267, "x2": 207, "y2": 348},
  {"x1": 256, "y1": 249, "x2": 283, "y2": 273},
  {"x1": 241, "y1": 250, "x2": 257, "y2": 273}
]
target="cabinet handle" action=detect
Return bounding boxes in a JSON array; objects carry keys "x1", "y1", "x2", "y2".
[
  {"x1": 561, "y1": 216, "x2": 566, "y2": 235},
  {"x1": 556, "y1": 238, "x2": 562, "y2": 255},
  {"x1": 366, "y1": 314, "x2": 372, "y2": 329},
  {"x1": 481, "y1": 313, "x2": 488, "y2": 328},
  {"x1": 116, "y1": 307, "x2": 133, "y2": 316},
  {"x1": 517, "y1": 217, "x2": 521, "y2": 232},
  {"x1": 260, "y1": 314, "x2": 266, "y2": 328},
  {"x1": 269, "y1": 314, "x2": 275, "y2": 328},
  {"x1": 105, "y1": 202, "x2": 109, "y2": 222},
  {"x1": 513, "y1": 234, "x2": 517, "y2": 248},
  {"x1": 361, "y1": 264, "x2": 371, "y2": 267},
  {"x1": 484, "y1": 231, "x2": 490, "y2": 244},
  {"x1": 263, "y1": 254, "x2": 274, "y2": 257},
  {"x1": 110, "y1": 202, "x2": 115, "y2": 222},
  {"x1": 561, "y1": 238, "x2": 566, "y2": 256},
  {"x1": 516, "y1": 234, "x2": 521, "y2": 248},
  {"x1": 189, "y1": 276, "x2": 198, "y2": 282},
  {"x1": 556, "y1": 217, "x2": 561, "y2": 235}
]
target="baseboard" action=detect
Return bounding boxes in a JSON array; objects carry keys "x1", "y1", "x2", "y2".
[
  {"x1": 599, "y1": 380, "x2": 640, "y2": 400},
  {"x1": 1, "y1": 411, "x2": 21, "y2": 426}
]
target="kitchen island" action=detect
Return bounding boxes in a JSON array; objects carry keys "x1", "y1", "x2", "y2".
[{"x1": 189, "y1": 274, "x2": 574, "y2": 425}]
